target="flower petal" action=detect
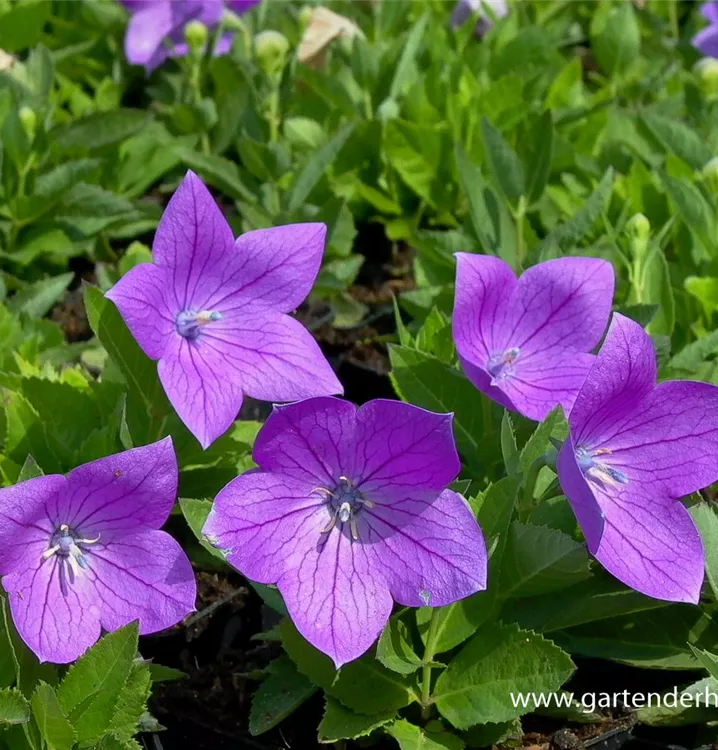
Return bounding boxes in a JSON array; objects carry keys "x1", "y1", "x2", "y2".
[
  {"x1": 495, "y1": 351, "x2": 595, "y2": 422},
  {"x1": 226, "y1": 0, "x2": 261, "y2": 13},
  {"x1": 352, "y1": 400, "x2": 460, "y2": 497},
  {"x1": 568, "y1": 314, "x2": 657, "y2": 446},
  {"x1": 5, "y1": 553, "x2": 101, "y2": 663},
  {"x1": 105, "y1": 263, "x2": 175, "y2": 361},
  {"x1": 204, "y1": 471, "x2": 328, "y2": 583},
  {"x1": 123, "y1": 2, "x2": 174, "y2": 68},
  {"x1": 58, "y1": 438, "x2": 178, "y2": 536},
  {"x1": 453, "y1": 253, "x2": 516, "y2": 368},
  {"x1": 253, "y1": 398, "x2": 357, "y2": 486},
  {"x1": 158, "y1": 335, "x2": 244, "y2": 449},
  {"x1": 507, "y1": 257, "x2": 614, "y2": 357},
  {"x1": 694, "y1": 25, "x2": 718, "y2": 58},
  {"x1": 558, "y1": 441, "x2": 703, "y2": 604},
  {"x1": 199, "y1": 224, "x2": 327, "y2": 314},
  {"x1": 89, "y1": 530, "x2": 196, "y2": 634},
  {"x1": 199, "y1": 310, "x2": 343, "y2": 403},
  {"x1": 278, "y1": 528, "x2": 393, "y2": 667},
  {"x1": 702, "y1": 2, "x2": 718, "y2": 26},
  {"x1": 0, "y1": 476, "x2": 64, "y2": 575},
  {"x1": 592, "y1": 380, "x2": 718, "y2": 499},
  {"x1": 151, "y1": 170, "x2": 235, "y2": 312},
  {"x1": 361, "y1": 489, "x2": 487, "y2": 607}
]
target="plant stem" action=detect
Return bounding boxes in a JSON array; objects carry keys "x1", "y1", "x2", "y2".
[
  {"x1": 420, "y1": 608, "x2": 441, "y2": 719},
  {"x1": 514, "y1": 195, "x2": 527, "y2": 270}
]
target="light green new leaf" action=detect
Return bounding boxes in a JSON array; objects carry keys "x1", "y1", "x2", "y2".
[
  {"x1": 0, "y1": 689, "x2": 29, "y2": 727},
  {"x1": 434, "y1": 622, "x2": 574, "y2": 728}
]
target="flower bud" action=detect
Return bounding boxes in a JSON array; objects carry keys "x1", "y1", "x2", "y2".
[
  {"x1": 254, "y1": 30, "x2": 290, "y2": 76},
  {"x1": 299, "y1": 6, "x2": 313, "y2": 31},
  {"x1": 625, "y1": 212, "x2": 650, "y2": 241},
  {"x1": 695, "y1": 57, "x2": 718, "y2": 100},
  {"x1": 701, "y1": 156, "x2": 718, "y2": 193},
  {"x1": 18, "y1": 105, "x2": 37, "y2": 142},
  {"x1": 377, "y1": 98, "x2": 400, "y2": 122},
  {"x1": 184, "y1": 20, "x2": 208, "y2": 55}
]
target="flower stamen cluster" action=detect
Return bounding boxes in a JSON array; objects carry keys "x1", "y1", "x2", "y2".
[
  {"x1": 314, "y1": 476, "x2": 375, "y2": 540},
  {"x1": 42, "y1": 524, "x2": 101, "y2": 587}
]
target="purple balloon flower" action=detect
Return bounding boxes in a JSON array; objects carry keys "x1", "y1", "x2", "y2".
[
  {"x1": 203, "y1": 397, "x2": 487, "y2": 667},
  {"x1": 452, "y1": 254, "x2": 615, "y2": 422},
  {"x1": 106, "y1": 171, "x2": 342, "y2": 449},
  {"x1": 451, "y1": 0, "x2": 508, "y2": 38},
  {"x1": 121, "y1": 0, "x2": 260, "y2": 73},
  {"x1": 0, "y1": 439, "x2": 196, "y2": 663},
  {"x1": 558, "y1": 314, "x2": 718, "y2": 604},
  {"x1": 694, "y1": 3, "x2": 718, "y2": 58}
]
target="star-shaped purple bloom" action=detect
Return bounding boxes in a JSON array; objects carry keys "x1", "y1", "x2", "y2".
[
  {"x1": 558, "y1": 314, "x2": 718, "y2": 604},
  {"x1": 0, "y1": 439, "x2": 196, "y2": 663},
  {"x1": 453, "y1": 254, "x2": 615, "y2": 422},
  {"x1": 122, "y1": 0, "x2": 260, "y2": 73},
  {"x1": 106, "y1": 171, "x2": 342, "y2": 449},
  {"x1": 694, "y1": 3, "x2": 718, "y2": 58},
  {"x1": 203, "y1": 397, "x2": 487, "y2": 667}
]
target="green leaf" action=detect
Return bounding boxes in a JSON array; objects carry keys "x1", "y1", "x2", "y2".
[
  {"x1": 52, "y1": 110, "x2": 149, "y2": 152},
  {"x1": 0, "y1": 0, "x2": 50, "y2": 52},
  {"x1": 17, "y1": 454, "x2": 43, "y2": 482},
  {"x1": 433, "y1": 622, "x2": 574, "y2": 728},
  {"x1": 179, "y1": 497, "x2": 226, "y2": 562},
  {"x1": 8, "y1": 273, "x2": 73, "y2": 319},
  {"x1": 0, "y1": 689, "x2": 30, "y2": 727},
  {"x1": 691, "y1": 503, "x2": 718, "y2": 600},
  {"x1": 589, "y1": 1, "x2": 640, "y2": 77},
  {"x1": 640, "y1": 111, "x2": 713, "y2": 171},
  {"x1": 499, "y1": 522, "x2": 590, "y2": 599},
  {"x1": 660, "y1": 172, "x2": 714, "y2": 246},
  {"x1": 377, "y1": 618, "x2": 423, "y2": 675},
  {"x1": 481, "y1": 117, "x2": 525, "y2": 206},
  {"x1": 690, "y1": 646, "x2": 718, "y2": 682},
  {"x1": 172, "y1": 145, "x2": 254, "y2": 201},
  {"x1": 636, "y1": 677, "x2": 718, "y2": 727},
  {"x1": 523, "y1": 111, "x2": 554, "y2": 205},
  {"x1": 280, "y1": 620, "x2": 414, "y2": 715},
  {"x1": 640, "y1": 245, "x2": 674, "y2": 336},
  {"x1": 31, "y1": 683, "x2": 75, "y2": 750},
  {"x1": 318, "y1": 698, "x2": 394, "y2": 743},
  {"x1": 107, "y1": 662, "x2": 151, "y2": 741},
  {"x1": 685, "y1": 277, "x2": 718, "y2": 320},
  {"x1": 500, "y1": 412, "x2": 519, "y2": 475},
  {"x1": 57, "y1": 623, "x2": 138, "y2": 744},
  {"x1": 249, "y1": 657, "x2": 316, "y2": 736},
  {"x1": 387, "y1": 719, "x2": 465, "y2": 749},
  {"x1": 537, "y1": 169, "x2": 614, "y2": 254},
  {"x1": 389, "y1": 13, "x2": 429, "y2": 100},
  {"x1": 519, "y1": 408, "x2": 566, "y2": 475},
  {"x1": 385, "y1": 121, "x2": 442, "y2": 206},
  {"x1": 286, "y1": 122, "x2": 355, "y2": 213}
]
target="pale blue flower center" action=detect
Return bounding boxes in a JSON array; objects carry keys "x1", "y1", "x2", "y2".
[
  {"x1": 43, "y1": 524, "x2": 100, "y2": 590},
  {"x1": 314, "y1": 476, "x2": 374, "y2": 540},
  {"x1": 575, "y1": 445, "x2": 629, "y2": 487},
  {"x1": 176, "y1": 309, "x2": 222, "y2": 340},
  {"x1": 487, "y1": 346, "x2": 520, "y2": 381}
]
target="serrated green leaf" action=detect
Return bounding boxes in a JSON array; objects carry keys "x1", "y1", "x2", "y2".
[
  {"x1": 519, "y1": 408, "x2": 566, "y2": 475},
  {"x1": 0, "y1": 688, "x2": 29, "y2": 727},
  {"x1": 8, "y1": 273, "x2": 73, "y2": 319},
  {"x1": 319, "y1": 698, "x2": 394, "y2": 743},
  {"x1": 108, "y1": 662, "x2": 151, "y2": 741},
  {"x1": 31, "y1": 682, "x2": 75, "y2": 750},
  {"x1": 17, "y1": 454, "x2": 43, "y2": 482},
  {"x1": 57, "y1": 623, "x2": 138, "y2": 744},
  {"x1": 636, "y1": 677, "x2": 718, "y2": 726},
  {"x1": 500, "y1": 412, "x2": 519, "y2": 475},
  {"x1": 434, "y1": 622, "x2": 574, "y2": 728},
  {"x1": 51, "y1": 109, "x2": 149, "y2": 152},
  {"x1": 640, "y1": 111, "x2": 713, "y2": 171}
]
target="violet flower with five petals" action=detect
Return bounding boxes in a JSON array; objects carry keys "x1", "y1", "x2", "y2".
[
  {"x1": 453, "y1": 254, "x2": 615, "y2": 422},
  {"x1": 693, "y1": 3, "x2": 718, "y2": 58},
  {"x1": 558, "y1": 314, "x2": 718, "y2": 603},
  {"x1": 0, "y1": 438, "x2": 196, "y2": 663},
  {"x1": 203, "y1": 397, "x2": 487, "y2": 667},
  {"x1": 122, "y1": 0, "x2": 260, "y2": 73},
  {"x1": 106, "y1": 171, "x2": 342, "y2": 449}
]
